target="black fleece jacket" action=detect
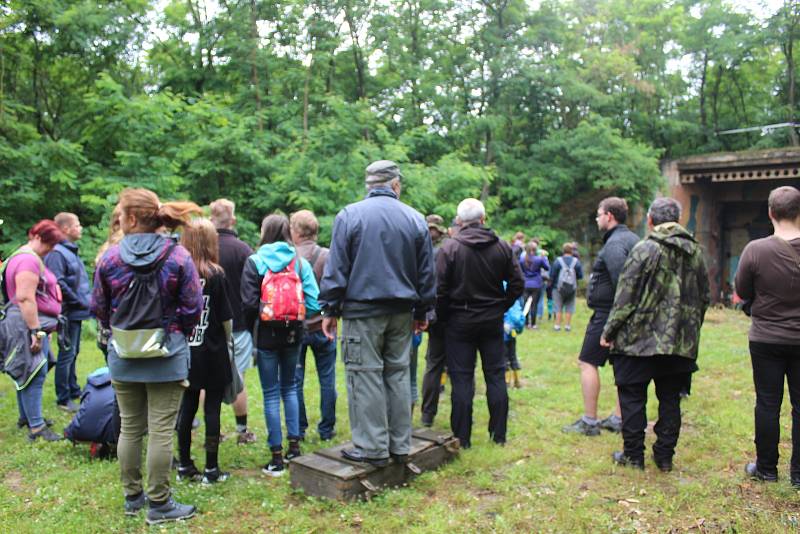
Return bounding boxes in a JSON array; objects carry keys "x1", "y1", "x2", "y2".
[
  {"x1": 435, "y1": 223, "x2": 524, "y2": 324},
  {"x1": 585, "y1": 224, "x2": 640, "y2": 311}
]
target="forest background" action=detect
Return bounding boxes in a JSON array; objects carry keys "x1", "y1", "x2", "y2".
[{"x1": 1, "y1": 0, "x2": 799, "y2": 260}]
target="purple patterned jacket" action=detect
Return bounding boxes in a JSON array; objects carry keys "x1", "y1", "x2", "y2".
[{"x1": 91, "y1": 238, "x2": 203, "y2": 336}]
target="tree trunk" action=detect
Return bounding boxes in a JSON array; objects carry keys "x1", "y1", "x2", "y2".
[
  {"x1": 249, "y1": 0, "x2": 263, "y2": 131},
  {"x1": 785, "y1": 38, "x2": 799, "y2": 145},
  {"x1": 699, "y1": 50, "x2": 708, "y2": 142}
]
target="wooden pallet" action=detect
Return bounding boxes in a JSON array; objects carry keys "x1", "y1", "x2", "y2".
[{"x1": 289, "y1": 428, "x2": 460, "y2": 501}]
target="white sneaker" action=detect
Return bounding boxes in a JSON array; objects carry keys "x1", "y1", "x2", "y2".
[{"x1": 553, "y1": 325, "x2": 561, "y2": 331}]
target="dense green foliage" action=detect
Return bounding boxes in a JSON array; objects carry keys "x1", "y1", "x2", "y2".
[{"x1": 1, "y1": 0, "x2": 799, "y2": 255}]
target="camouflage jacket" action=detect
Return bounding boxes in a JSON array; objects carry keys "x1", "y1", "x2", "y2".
[{"x1": 602, "y1": 222, "x2": 710, "y2": 359}]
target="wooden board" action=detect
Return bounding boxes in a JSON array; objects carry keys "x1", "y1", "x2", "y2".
[{"x1": 290, "y1": 428, "x2": 459, "y2": 501}]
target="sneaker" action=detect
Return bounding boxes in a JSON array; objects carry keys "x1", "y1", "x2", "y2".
[
  {"x1": 57, "y1": 400, "x2": 79, "y2": 413},
  {"x1": 553, "y1": 325, "x2": 561, "y2": 332},
  {"x1": 564, "y1": 325, "x2": 571, "y2": 332},
  {"x1": 177, "y1": 463, "x2": 203, "y2": 482},
  {"x1": 237, "y1": 430, "x2": 257, "y2": 445},
  {"x1": 745, "y1": 462, "x2": 777, "y2": 482},
  {"x1": 599, "y1": 415, "x2": 622, "y2": 433},
  {"x1": 28, "y1": 427, "x2": 63, "y2": 442},
  {"x1": 17, "y1": 417, "x2": 54, "y2": 429},
  {"x1": 612, "y1": 451, "x2": 644, "y2": 470},
  {"x1": 262, "y1": 460, "x2": 285, "y2": 477},
  {"x1": 420, "y1": 414, "x2": 434, "y2": 428},
  {"x1": 561, "y1": 418, "x2": 600, "y2": 436},
  {"x1": 531, "y1": 324, "x2": 538, "y2": 330},
  {"x1": 286, "y1": 439, "x2": 302, "y2": 461},
  {"x1": 201, "y1": 468, "x2": 230, "y2": 485},
  {"x1": 123, "y1": 492, "x2": 147, "y2": 516},
  {"x1": 145, "y1": 497, "x2": 196, "y2": 525}
]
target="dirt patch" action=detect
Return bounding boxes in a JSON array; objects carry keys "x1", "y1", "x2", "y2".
[{"x1": 4, "y1": 471, "x2": 24, "y2": 492}]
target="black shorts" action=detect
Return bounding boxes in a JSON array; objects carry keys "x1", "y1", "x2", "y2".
[{"x1": 578, "y1": 310, "x2": 610, "y2": 367}]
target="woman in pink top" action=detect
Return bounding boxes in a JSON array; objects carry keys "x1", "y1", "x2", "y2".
[{"x1": 1, "y1": 220, "x2": 64, "y2": 441}]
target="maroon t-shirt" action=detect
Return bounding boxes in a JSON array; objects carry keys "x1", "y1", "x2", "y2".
[{"x1": 735, "y1": 236, "x2": 800, "y2": 344}]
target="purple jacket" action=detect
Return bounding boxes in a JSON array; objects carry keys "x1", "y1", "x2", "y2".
[
  {"x1": 519, "y1": 254, "x2": 550, "y2": 289},
  {"x1": 92, "y1": 236, "x2": 203, "y2": 337}
]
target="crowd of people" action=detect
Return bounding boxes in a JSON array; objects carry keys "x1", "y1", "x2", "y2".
[{"x1": 1, "y1": 160, "x2": 799, "y2": 524}]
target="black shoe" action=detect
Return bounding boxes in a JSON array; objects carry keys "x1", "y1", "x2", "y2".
[
  {"x1": 341, "y1": 448, "x2": 389, "y2": 467},
  {"x1": 792, "y1": 476, "x2": 800, "y2": 489},
  {"x1": 745, "y1": 462, "x2": 777, "y2": 482},
  {"x1": 653, "y1": 457, "x2": 673, "y2": 473},
  {"x1": 286, "y1": 439, "x2": 302, "y2": 461},
  {"x1": 612, "y1": 451, "x2": 644, "y2": 470},
  {"x1": 319, "y1": 430, "x2": 337, "y2": 442},
  {"x1": 17, "y1": 417, "x2": 54, "y2": 429},
  {"x1": 202, "y1": 467, "x2": 230, "y2": 484},
  {"x1": 390, "y1": 453, "x2": 409, "y2": 464},
  {"x1": 176, "y1": 463, "x2": 203, "y2": 482},
  {"x1": 420, "y1": 414, "x2": 434, "y2": 428}
]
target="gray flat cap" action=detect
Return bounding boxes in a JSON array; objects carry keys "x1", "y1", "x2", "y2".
[{"x1": 365, "y1": 160, "x2": 403, "y2": 184}]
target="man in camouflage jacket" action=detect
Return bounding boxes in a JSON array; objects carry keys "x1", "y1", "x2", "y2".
[{"x1": 600, "y1": 197, "x2": 710, "y2": 471}]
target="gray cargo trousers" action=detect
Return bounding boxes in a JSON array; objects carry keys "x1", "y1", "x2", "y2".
[{"x1": 341, "y1": 313, "x2": 413, "y2": 459}]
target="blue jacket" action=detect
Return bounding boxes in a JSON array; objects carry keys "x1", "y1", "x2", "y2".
[
  {"x1": 320, "y1": 187, "x2": 436, "y2": 320},
  {"x1": 45, "y1": 240, "x2": 91, "y2": 320},
  {"x1": 519, "y1": 254, "x2": 550, "y2": 289}
]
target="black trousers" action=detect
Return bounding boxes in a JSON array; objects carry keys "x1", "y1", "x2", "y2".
[
  {"x1": 523, "y1": 288, "x2": 540, "y2": 326},
  {"x1": 445, "y1": 318, "x2": 508, "y2": 448},
  {"x1": 617, "y1": 372, "x2": 688, "y2": 463},
  {"x1": 177, "y1": 388, "x2": 223, "y2": 469},
  {"x1": 750, "y1": 341, "x2": 800, "y2": 477},
  {"x1": 421, "y1": 327, "x2": 447, "y2": 422}
]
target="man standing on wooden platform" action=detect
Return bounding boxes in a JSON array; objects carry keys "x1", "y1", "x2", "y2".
[
  {"x1": 435, "y1": 198, "x2": 524, "y2": 448},
  {"x1": 320, "y1": 160, "x2": 436, "y2": 466}
]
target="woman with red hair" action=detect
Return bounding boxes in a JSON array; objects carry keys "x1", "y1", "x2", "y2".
[{"x1": 0, "y1": 220, "x2": 64, "y2": 442}]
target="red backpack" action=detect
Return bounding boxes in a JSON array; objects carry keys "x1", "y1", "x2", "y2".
[{"x1": 259, "y1": 257, "x2": 306, "y2": 323}]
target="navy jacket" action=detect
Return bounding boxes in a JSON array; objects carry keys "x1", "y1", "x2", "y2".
[
  {"x1": 586, "y1": 224, "x2": 640, "y2": 311},
  {"x1": 319, "y1": 187, "x2": 436, "y2": 320},
  {"x1": 45, "y1": 241, "x2": 91, "y2": 320}
]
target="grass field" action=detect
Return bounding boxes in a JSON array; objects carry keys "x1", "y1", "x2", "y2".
[{"x1": 0, "y1": 303, "x2": 798, "y2": 533}]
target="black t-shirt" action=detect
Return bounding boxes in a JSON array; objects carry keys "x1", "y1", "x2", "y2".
[{"x1": 187, "y1": 271, "x2": 233, "y2": 391}]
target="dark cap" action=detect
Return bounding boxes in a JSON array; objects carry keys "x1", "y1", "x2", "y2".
[
  {"x1": 426, "y1": 214, "x2": 447, "y2": 234},
  {"x1": 365, "y1": 160, "x2": 403, "y2": 184}
]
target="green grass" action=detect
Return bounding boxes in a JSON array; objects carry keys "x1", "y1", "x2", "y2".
[{"x1": 1, "y1": 304, "x2": 798, "y2": 533}]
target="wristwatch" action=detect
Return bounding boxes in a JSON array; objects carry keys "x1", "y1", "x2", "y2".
[{"x1": 29, "y1": 329, "x2": 46, "y2": 340}]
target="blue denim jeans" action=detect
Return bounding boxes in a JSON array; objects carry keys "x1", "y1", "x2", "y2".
[
  {"x1": 256, "y1": 345, "x2": 301, "y2": 449},
  {"x1": 55, "y1": 319, "x2": 82, "y2": 404},
  {"x1": 17, "y1": 340, "x2": 49, "y2": 429},
  {"x1": 296, "y1": 330, "x2": 337, "y2": 439}
]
